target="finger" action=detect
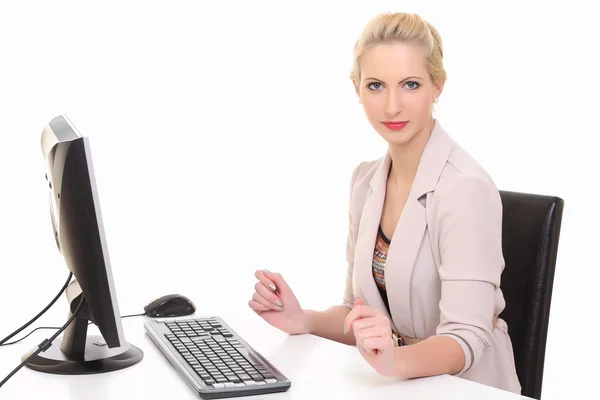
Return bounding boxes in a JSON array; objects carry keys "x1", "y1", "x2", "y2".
[
  {"x1": 248, "y1": 299, "x2": 269, "y2": 314},
  {"x1": 350, "y1": 316, "x2": 378, "y2": 333},
  {"x1": 263, "y1": 270, "x2": 292, "y2": 295},
  {"x1": 353, "y1": 315, "x2": 390, "y2": 334},
  {"x1": 363, "y1": 336, "x2": 393, "y2": 353},
  {"x1": 255, "y1": 270, "x2": 277, "y2": 292},
  {"x1": 354, "y1": 325, "x2": 390, "y2": 342},
  {"x1": 354, "y1": 297, "x2": 365, "y2": 307},
  {"x1": 344, "y1": 305, "x2": 379, "y2": 333},
  {"x1": 357, "y1": 342, "x2": 377, "y2": 356},
  {"x1": 253, "y1": 291, "x2": 282, "y2": 311},
  {"x1": 254, "y1": 282, "x2": 283, "y2": 308}
]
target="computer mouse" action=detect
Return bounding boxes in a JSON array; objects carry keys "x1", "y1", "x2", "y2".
[{"x1": 144, "y1": 294, "x2": 196, "y2": 318}]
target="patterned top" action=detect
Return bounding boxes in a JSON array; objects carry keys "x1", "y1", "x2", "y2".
[{"x1": 372, "y1": 225, "x2": 391, "y2": 314}]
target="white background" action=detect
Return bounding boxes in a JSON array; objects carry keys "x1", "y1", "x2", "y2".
[{"x1": 1, "y1": 0, "x2": 597, "y2": 398}]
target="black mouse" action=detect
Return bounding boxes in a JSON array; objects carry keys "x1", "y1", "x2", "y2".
[{"x1": 144, "y1": 294, "x2": 196, "y2": 318}]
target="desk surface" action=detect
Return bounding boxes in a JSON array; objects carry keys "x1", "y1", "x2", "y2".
[{"x1": 0, "y1": 312, "x2": 529, "y2": 399}]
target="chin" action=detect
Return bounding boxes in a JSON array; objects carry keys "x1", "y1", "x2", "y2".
[{"x1": 376, "y1": 129, "x2": 418, "y2": 147}]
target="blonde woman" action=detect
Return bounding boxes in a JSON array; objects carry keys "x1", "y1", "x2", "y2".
[{"x1": 248, "y1": 12, "x2": 521, "y2": 394}]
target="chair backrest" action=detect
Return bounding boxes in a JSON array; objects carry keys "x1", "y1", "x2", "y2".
[{"x1": 498, "y1": 190, "x2": 564, "y2": 399}]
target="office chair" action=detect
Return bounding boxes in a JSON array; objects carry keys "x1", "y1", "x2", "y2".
[{"x1": 498, "y1": 190, "x2": 564, "y2": 400}]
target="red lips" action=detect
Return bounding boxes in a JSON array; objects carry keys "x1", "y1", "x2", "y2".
[{"x1": 382, "y1": 121, "x2": 408, "y2": 130}]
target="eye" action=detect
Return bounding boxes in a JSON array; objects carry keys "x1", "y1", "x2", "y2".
[
  {"x1": 367, "y1": 82, "x2": 383, "y2": 91},
  {"x1": 404, "y1": 81, "x2": 420, "y2": 90}
]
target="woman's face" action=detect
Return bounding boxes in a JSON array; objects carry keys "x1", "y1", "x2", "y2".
[{"x1": 355, "y1": 41, "x2": 443, "y2": 147}]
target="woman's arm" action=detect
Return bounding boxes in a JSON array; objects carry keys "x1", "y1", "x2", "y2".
[
  {"x1": 304, "y1": 306, "x2": 356, "y2": 346},
  {"x1": 392, "y1": 336, "x2": 465, "y2": 378},
  {"x1": 429, "y1": 175, "x2": 502, "y2": 376}
]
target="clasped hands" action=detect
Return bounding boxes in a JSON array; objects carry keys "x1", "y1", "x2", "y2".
[{"x1": 343, "y1": 297, "x2": 401, "y2": 378}]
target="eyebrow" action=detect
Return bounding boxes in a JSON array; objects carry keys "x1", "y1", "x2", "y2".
[{"x1": 364, "y1": 76, "x2": 424, "y2": 83}]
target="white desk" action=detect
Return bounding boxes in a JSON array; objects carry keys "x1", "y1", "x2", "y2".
[{"x1": 0, "y1": 311, "x2": 530, "y2": 399}]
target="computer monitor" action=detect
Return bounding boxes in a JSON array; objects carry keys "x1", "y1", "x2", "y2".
[{"x1": 23, "y1": 115, "x2": 143, "y2": 374}]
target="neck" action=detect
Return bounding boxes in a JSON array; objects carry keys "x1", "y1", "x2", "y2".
[{"x1": 388, "y1": 118, "x2": 435, "y2": 188}]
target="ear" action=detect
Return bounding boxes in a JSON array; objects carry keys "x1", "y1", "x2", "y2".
[
  {"x1": 434, "y1": 81, "x2": 445, "y2": 100},
  {"x1": 353, "y1": 79, "x2": 361, "y2": 98}
]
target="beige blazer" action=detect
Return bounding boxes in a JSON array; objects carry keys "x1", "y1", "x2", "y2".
[{"x1": 342, "y1": 120, "x2": 521, "y2": 394}]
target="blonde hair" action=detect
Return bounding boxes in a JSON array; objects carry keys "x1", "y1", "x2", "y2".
[{"x1": 350, "y1": 12, "x2": 446, "y2": 85}]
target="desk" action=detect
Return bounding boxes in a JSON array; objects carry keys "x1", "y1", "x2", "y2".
[{"x1": 0, "y1": 311, "x2": 530, "y2": 399}]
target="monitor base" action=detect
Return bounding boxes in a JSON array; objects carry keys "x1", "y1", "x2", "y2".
[{"x1": 22, "y1": 335, "x2": 143, "y2": 375}]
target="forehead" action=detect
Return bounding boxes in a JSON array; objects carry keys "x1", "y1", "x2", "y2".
[{"x1": 360, "y1": 41, "x2": 428, "y2": 81}]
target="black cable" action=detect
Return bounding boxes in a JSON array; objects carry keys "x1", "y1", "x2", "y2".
[
  {"x1": 0, "y1": 272, "x2": 73, "y2": 346},
  {"x1": 0, "y1": 294, "x2": 86, "y2": 389},
  {"x1": 0, "y1": 313, "x2": 146, "y2": 347},
  {"x1": 0, "y1": 327, "x2": 62, "y2": 347},
  {"x1": 120, "y1": 313, "x2": 145, "y2": 319}
]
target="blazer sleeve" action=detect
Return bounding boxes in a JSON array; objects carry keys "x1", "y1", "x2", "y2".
[
  {"x1": 342, "y1": 162, "x2": 363, "y2": 309},
  {"x1": 434, "y1": 175, "x2": 504, "y2": 375}
]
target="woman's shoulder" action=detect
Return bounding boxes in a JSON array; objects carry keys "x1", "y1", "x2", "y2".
[
  {"x1": 348, "y1": 156, "x2": 384, "y2": 190},
  {"x1": 434, "y1": 141, "x2": 502, "y2": 213}
]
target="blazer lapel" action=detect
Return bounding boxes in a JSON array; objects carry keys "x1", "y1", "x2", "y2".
[
  {"x1": 384, "y1": 190, "x2": 428, "y2": 337},
  {"x1": 354, "y1": 152, "x2": 394, "y2": 323}
]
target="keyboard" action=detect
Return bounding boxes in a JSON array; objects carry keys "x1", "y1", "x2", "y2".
[{"x1": 144, "y1": 315, "x2": 291, "y2": 399}]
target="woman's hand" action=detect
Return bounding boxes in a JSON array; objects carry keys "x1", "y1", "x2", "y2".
[
  {"x1": 344, "y1": 297, "x2": 400, "y2": 377},
  {"x1": 248, "y1": 269, "x2": 310, "y2": 335}
]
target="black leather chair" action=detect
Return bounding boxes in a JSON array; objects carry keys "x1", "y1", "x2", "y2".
[{"x1": 498, "y1": 190, "x2": 564, "y2": 400}]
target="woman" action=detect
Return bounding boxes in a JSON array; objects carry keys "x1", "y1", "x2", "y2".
[{"x1": 248, "y1": 12, "x2": 521, "y2": 394}]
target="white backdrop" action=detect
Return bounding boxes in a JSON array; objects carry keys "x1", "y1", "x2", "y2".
[{"x1": 1, "y1": 1, "x2": 597, "y2": 399}]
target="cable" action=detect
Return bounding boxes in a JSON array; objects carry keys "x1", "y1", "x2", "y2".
[
  {"x1": 0, "y1": 272, "x2": 73, "y2": 346},
  {"x1": 0, "y1": 327, "x2": 62, "y2": 347},
  {"x1": 120, "y1": 313, "x2": 146, "y2": 319},
  {"x1": 0, "y1": 294, "x2": 86, "y2": 389},
  {"x1": 0, "y1": 313, "x2": 146, "y2": 348}
]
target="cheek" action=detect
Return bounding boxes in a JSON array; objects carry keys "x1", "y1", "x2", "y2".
[
  {"x1": 407, "y1": 94, "x2": 433, "y2": 115},
  {"x1": 363, "y1": 99, "x2": 382, "y2": 120}
]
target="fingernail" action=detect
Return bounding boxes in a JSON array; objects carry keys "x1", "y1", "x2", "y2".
[
  {"x1": 269, "y1": 284, "x2": 276, "y2": 291},
  {"x1": 275, "y1": 299, "x2": 282, "y2": 306},
  {"x1": 264, "y1": 269, "x2": 271, "y2": 274},
  {"x1": 343, "y1": 326, "x2": 347, "y2": 334},
  {"x1": 274, "y1": 305, "x2": 283, "y2": 311}
]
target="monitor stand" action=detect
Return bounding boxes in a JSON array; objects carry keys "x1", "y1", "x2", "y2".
[{"x1": 23, "y1": 298, "x2": 143, "y2": 375}]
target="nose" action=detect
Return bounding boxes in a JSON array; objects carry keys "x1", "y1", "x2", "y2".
[{"x1": 384, "y1": 89, "x2": 402, "y2": 117}]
